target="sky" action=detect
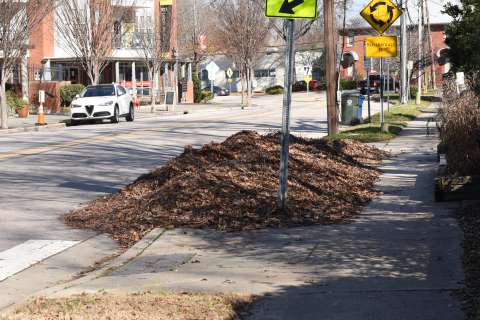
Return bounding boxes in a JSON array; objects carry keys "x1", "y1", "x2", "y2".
[{"x1": 348, "y1": 0, "x2": 457, "y2": 24}]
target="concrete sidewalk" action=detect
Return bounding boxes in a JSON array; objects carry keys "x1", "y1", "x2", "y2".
[{"x1": 31, "y1": 103, "x2": 464, "y2": 319}]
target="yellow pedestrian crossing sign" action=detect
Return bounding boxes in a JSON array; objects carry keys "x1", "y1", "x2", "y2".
[
  {"x1": 360, "y1": 0, "x2": 402, "y2": 34},
  {"x1": 265, "y1": 0, "x2": 318, "y2": 19}
]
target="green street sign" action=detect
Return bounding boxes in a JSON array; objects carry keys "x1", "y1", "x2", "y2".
[{"x1": 265, "y1": 0, "x2": 318, "y2": 19}]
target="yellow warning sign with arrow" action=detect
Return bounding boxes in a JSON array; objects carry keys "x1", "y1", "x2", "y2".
[
  {"x1": 360, "y1": 0, "x2": 402, "y2": 34},
  {"x1": 265, "y1": 0, "x2": 318, "y2": 19}
]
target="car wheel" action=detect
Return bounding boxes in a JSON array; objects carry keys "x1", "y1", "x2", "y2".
[
  {"x1": 111, "y1": 106, "x2": 119, "y2": 124},
  {"x1": 126, "y1": 103, "x2": 134, "y2": 122}
]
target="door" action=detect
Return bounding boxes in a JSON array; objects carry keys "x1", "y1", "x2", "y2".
[{"x1": 117, "y1": 85, "x2": 130, "y2": 114}]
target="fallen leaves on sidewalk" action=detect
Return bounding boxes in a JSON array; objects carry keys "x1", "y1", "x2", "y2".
[
  {"x1": 2, "y1": 292, "x2": 252, "y2": 320},
  {"x1": 65, "y1": 131, "x2": 386, "y2": 247},
  {"x1": 456, "y1": 201, "x2": 480, "y2": 319}
]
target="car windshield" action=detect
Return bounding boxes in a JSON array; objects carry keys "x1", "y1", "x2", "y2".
[{"x1": 81, "y1": 85, "x2": 116, "y2": 97}]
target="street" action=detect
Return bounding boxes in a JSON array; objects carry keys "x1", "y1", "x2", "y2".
[{"x1": 0, "y1": 92, "x2": 348, "y2": 308}]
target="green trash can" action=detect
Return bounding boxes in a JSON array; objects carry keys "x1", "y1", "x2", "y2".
[{"x1": 341, "y1": 91, "x2": 359, "y2": 125}]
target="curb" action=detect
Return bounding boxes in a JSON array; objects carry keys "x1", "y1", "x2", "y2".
[
  {"x1": 33, "y1": 228, "x2": 165, "y2": 298},
  {"x1": 1, "y1": 122, "x2": 66, "y2": 134}
]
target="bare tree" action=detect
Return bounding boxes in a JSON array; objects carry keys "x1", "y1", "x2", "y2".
[
  {"x1": 55, "y1": 0, "x2": 131, "y2": 85},
  {"x1": 177, "y1": 0, "x2": 213, "y2": 71},
  {"x1": 212, "y1": 0, "x2": 272, "y2": 107},
  {"x1": 0, "y1": 0, "x2": 54, "y2": 129},
  {"x1": 135, "y1": 3, "x2": 168, "y2": 112}
]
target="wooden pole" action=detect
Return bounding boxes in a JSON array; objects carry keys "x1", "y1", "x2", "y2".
[{"x1": 324, "y1": 0, "x2": 338, "y2": 135}]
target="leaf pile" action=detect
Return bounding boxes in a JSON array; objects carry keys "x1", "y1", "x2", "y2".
[{"x1": 65, "y1": 131, "x2": 386, "y2": 247}]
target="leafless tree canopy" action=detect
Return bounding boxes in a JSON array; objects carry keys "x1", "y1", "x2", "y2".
[
  {"x1": 55, "y1": 0, "x2": 130, "y2": 85},
  {"x1": 177, "y1": 0, "x2": 214, "y2": 67},
  {"x1": 211, "y1": 0, "x2": 272, "y2": 107},
  {"x1": 135, "y1": 2, "x2": 168, "y2": 111},
  {"x1": 0, "y1": 0, "x2": 54, "y2": 129}
]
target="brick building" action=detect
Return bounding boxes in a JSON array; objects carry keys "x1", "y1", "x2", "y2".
[
  {"x1": 339, "y1": 23, "x2": 450, "y2": 86},
  {"x1": 11, "y1": 0, "x2": 193, "y2": 112}
]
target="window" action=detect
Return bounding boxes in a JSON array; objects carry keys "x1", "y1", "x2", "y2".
[
  {"x1": 200, "y1": 69, "x2": 209, "y2": 81},
  {"x1": 82, "y1": 85, "x2": 116, "y2": 97},
  {"x1": 118, "y1": 86, "x2": 127, "y2": 96},
  {"x1": 254, "y1": 69, "x2": 276, "y2": 78},
  {"x1": 346, "y1": 35, "x2": 354, "y2": 47}
]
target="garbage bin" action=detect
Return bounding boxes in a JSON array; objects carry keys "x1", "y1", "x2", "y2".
[{"x1": 341, "y1": 91, "x2": 359, "y2": 125}]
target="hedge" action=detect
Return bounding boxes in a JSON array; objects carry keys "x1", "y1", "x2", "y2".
[{"x1": 60, "y1": 84, "x2": 85, "y2": 107}]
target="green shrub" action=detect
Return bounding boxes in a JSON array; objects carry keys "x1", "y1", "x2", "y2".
[
  {"x1": 265, "y1": 85, "x2": 284, "y2": 95},
  {"x1": 60, "y1": 84, "x2": 85, "y2": 107},
  {"x1": 316, "y1": 80, "x2": 327, "y2": 91},
  {"x1": 193, "y1": 72, "x2": 202, "y2": 103},
  {"x1": 201, "y1": 91, "x2": 214, "y2": 102},
  {"x1": 6, "y1": 91, "x2": 22, "y2": 111},
  {"x1": 5, "y1": 83, "x2": 15, "y2": 92},
  {"x1": 409, "y1": 85, "x2": 418, "y2": 100},
  {"x1": 340, "y1": 80, "x2": 358, "y2": 90}
]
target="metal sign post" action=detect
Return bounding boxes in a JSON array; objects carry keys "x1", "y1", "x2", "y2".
[
  {"x1": 265, "y1": 0, "x2": 315, "y2": 210},
  {"x1": 364, "y1": 56, "x2": 372, "y2": 123},
  {"x1": 379, "y1": 58, "x2": 387, "y2": 132},
  {"x1": 279, "y1": 19, "x2": 295, "y2": 210},
  {"x1": 360, "y1": 0, "x2": 401, "y2": 132}
]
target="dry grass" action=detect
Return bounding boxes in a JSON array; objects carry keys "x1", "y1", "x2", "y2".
[
  {"x1": 438, "y1": 79, "x2": 480, "y2": 175},
  {"x1": 1, "y1": 292, "x2": 253, "y2": 320}
]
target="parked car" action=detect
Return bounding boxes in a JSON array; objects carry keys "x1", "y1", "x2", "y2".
[
  {"x1": 359, "y1": 75, "x2": 399, "y2": 95},
  {"x1": 203, "y1": 85, "x2": 230, "y2": 96},
  {"x1": 70, "y1": 84, "x2": 134, "y2": 125},
  {"x1": 292, "y1": 80, "x2": 318, "y2": 92}
]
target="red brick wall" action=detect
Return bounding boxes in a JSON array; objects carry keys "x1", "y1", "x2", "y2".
[
  {"x1": 29, "y1": 81, "x2": 71, "y2": 113},
  {"x1": 29, "y1": 10, "x2": 54, "y2": 68},
  {"x1": 340, "y1": 25, "x2": 449, "y2": 86}
]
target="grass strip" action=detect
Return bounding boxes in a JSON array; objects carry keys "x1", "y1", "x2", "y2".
[{"x1": 329, "y1": 100, "x2": 430, "y2": 142}]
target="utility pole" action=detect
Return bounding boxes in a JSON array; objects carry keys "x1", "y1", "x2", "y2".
[
  {"x1": 425, "y1": 0, "x2": 436, "y2": 90},
  {"x1": 400, "y1": 0, "x2": 408, "y2": 104},
  {"x1": 416, "y1": 0, "x2": 423, "y2": 105},
  {"x1": 324, "y1": 0, "x2": 338, "y2": 135}
]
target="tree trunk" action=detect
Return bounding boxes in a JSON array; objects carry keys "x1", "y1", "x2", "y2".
[
  {"x1": 240, "y1": 69, "x2": 246, "y2": 106},
  {"x1": 246, "y1": 67, "x2": 252, "y2": 108},
  {"x1": 0, "y1": 79, "x2": 8, "y2": 129},
  {"x1": 149, "y1": 68, "x2": 155, "y2": 113}
]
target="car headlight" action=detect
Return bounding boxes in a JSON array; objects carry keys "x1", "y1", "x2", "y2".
[
  {"x1": 98, "y1": 101, "x2": 114, "y2": 106},
  {"x1": 71, "y1": 104, "x2": 81, "y2": 108}
]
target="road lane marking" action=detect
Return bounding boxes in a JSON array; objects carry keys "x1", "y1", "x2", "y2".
[
  {"x1": 0, "y1": 108, "x2": 284, "y2": 161},
  {"x1": 0, "y1": 240, "x2": 79, "y2": 282}
]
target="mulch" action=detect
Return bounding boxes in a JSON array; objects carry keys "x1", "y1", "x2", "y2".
[{"x1": 64, "y1": 130, "x2": 386, "y2": 247}]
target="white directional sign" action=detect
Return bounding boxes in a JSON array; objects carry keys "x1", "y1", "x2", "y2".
[
  {"x1": 205, "y1": 62, "x2": 220, "y2": 81},
  {"x1": 303, "y1": 65, "x2": 312, "y2": 76}
]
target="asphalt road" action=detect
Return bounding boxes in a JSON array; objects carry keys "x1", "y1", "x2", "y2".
[{"x1": 3, "y1": 92, "x2": 370, "y2": 308}]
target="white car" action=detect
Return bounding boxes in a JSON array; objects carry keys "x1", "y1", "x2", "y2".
[{"x1": 70, "y1": 84, "x2": 134, "y2": 125}]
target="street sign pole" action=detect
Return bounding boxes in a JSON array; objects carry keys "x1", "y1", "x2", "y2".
[
  {"x1": 387, "y1": 60, "x2": 390, "y2": 111},
  {"x1": 367, "y1": 60, "x2": 371, "y2": 123},
  {"x1": 279, "y1": 19, "x2": 295, "y2": 211},
  {"x1": 265, "y1": 0, "x2": 316, "y2": 210},
  {"x1": 380, "y1": 57, "x2": 387, "y2": 132}
]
